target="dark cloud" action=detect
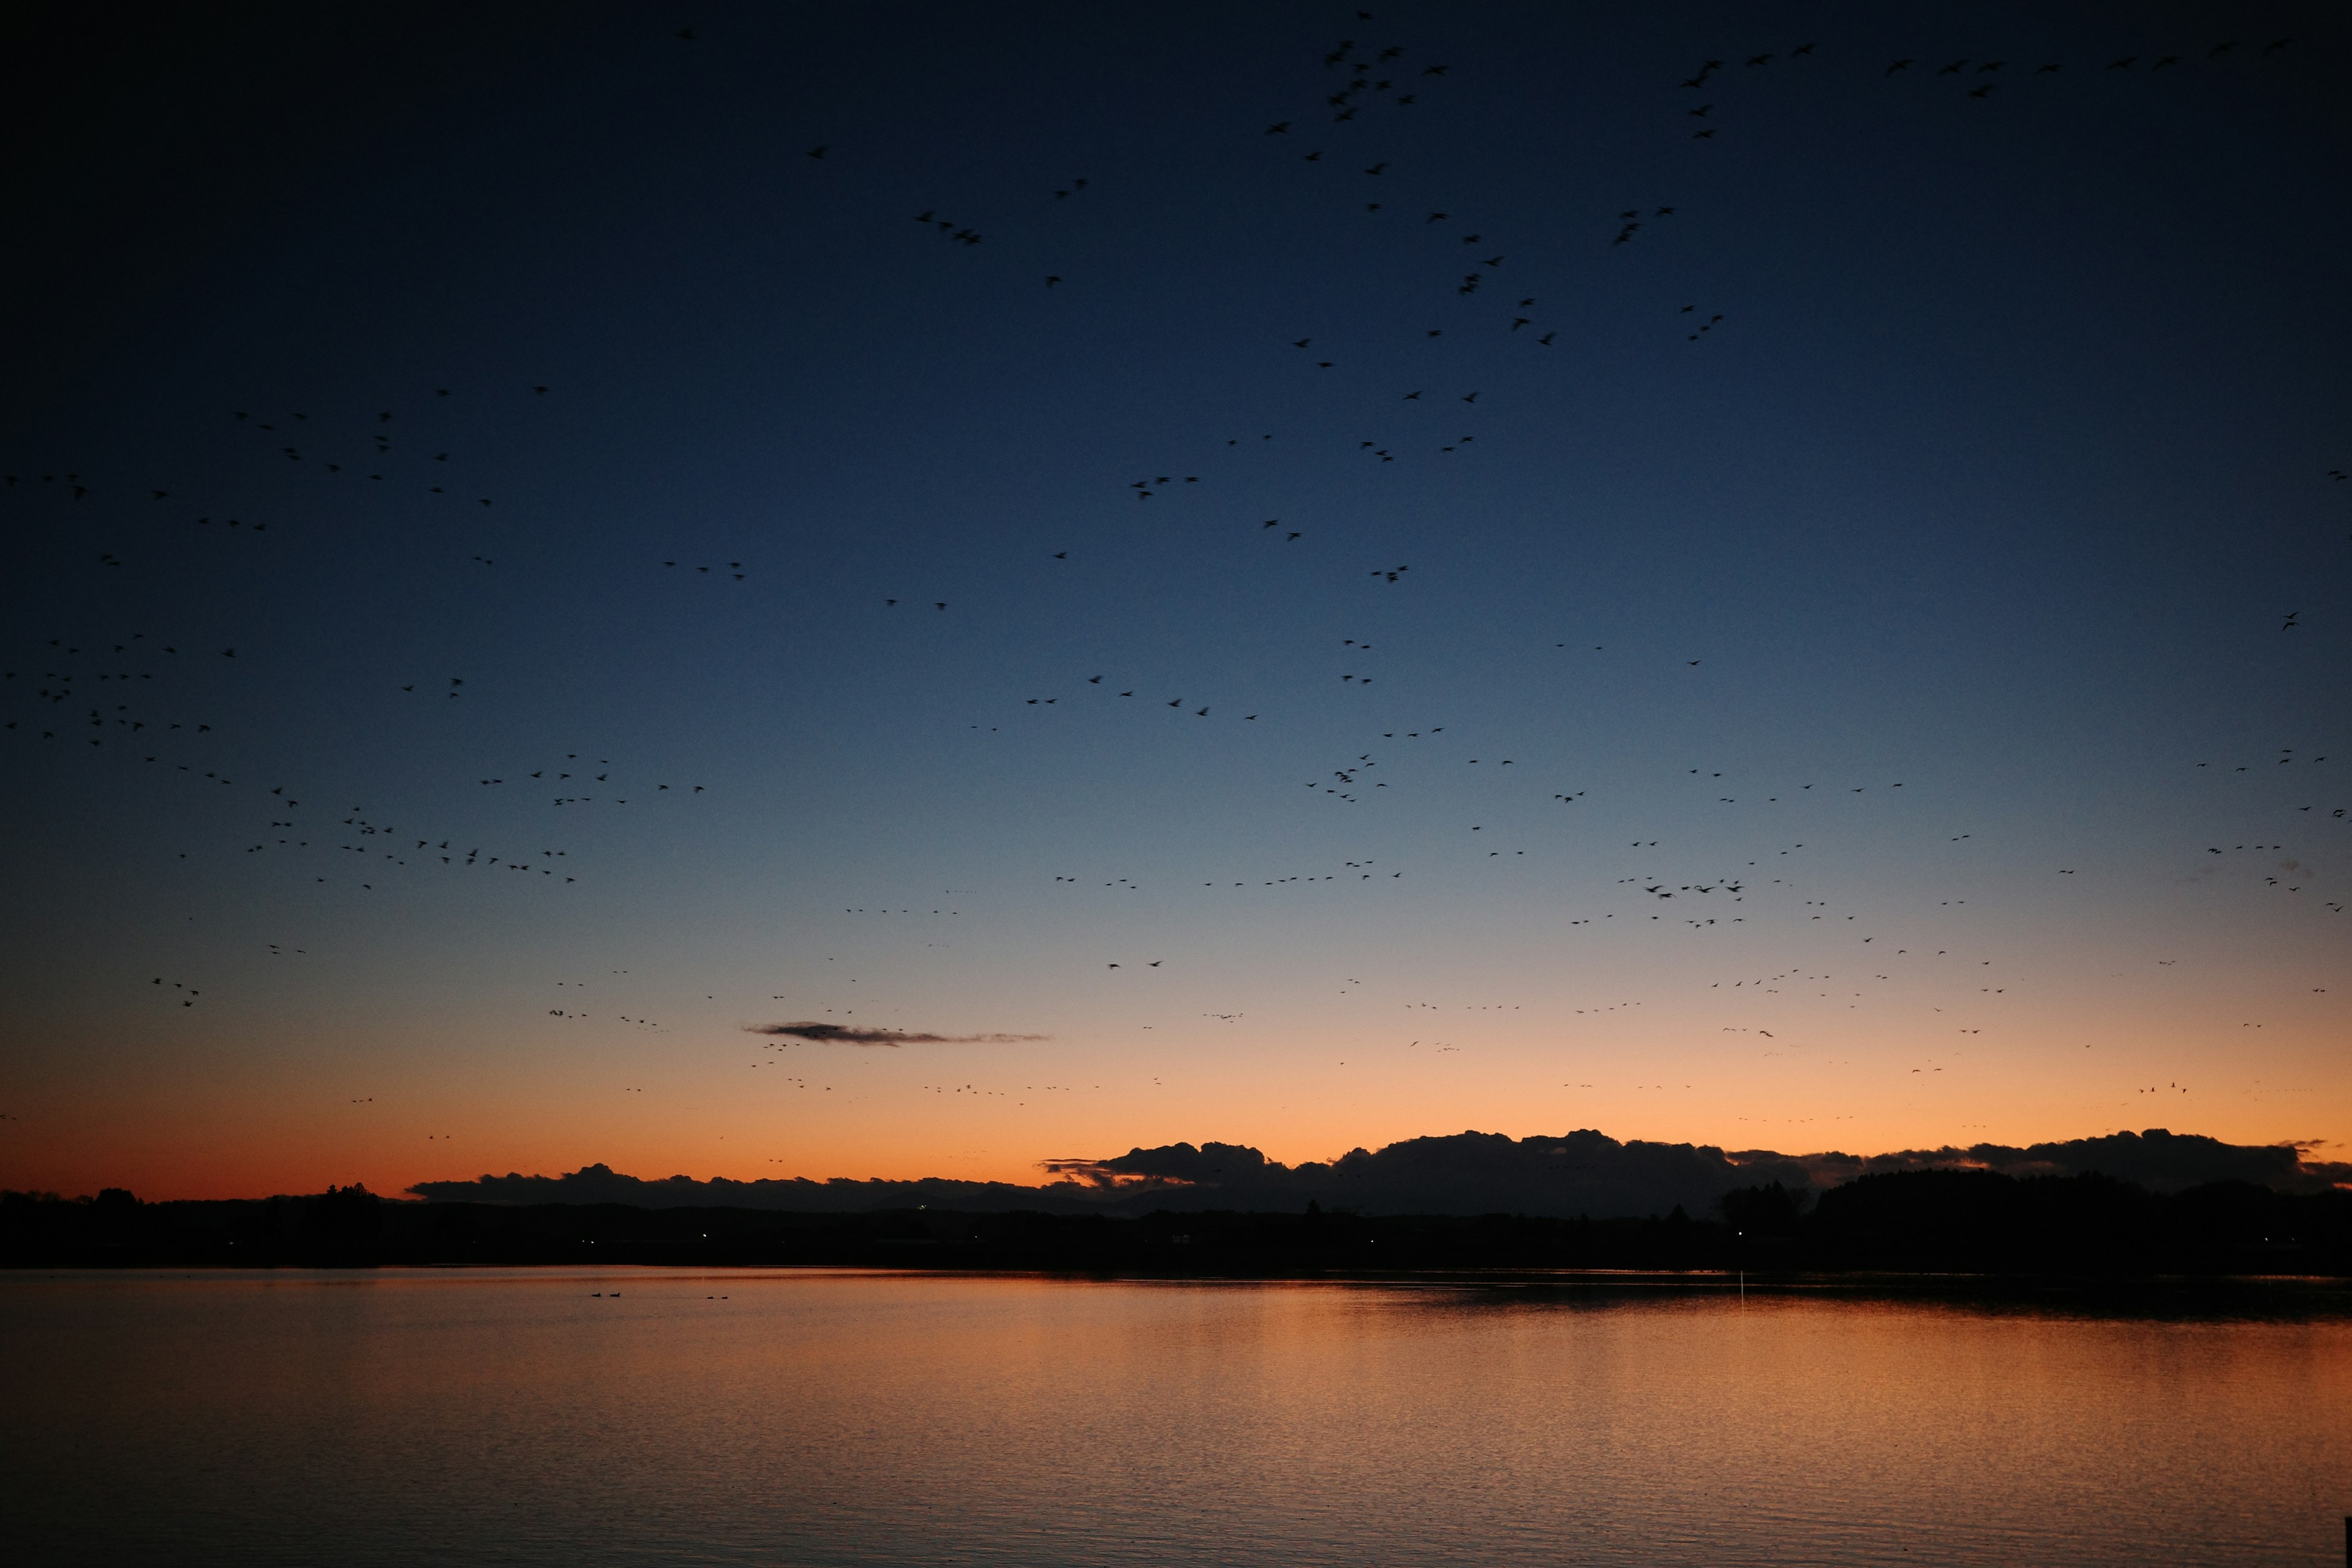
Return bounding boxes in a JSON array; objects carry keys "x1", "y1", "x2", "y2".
[
  {"x1": 404, "y1": 1163, "x2": 1107, "y2": 1212},
  {"x1": 1042, "y1": 1141, "x2": 1282, "y2": 1192},
  {"x1": 1049, "y1": 1131, "x2": 1812, "y2": 1218},
  {"x1": 410, "y1": 1129, "x2": 2350, "y2": 1216},
  {"x1": 1776, "y1": 1128, "x2": 2352, "y2": 1196},
  {"x1": 407, "y1": 1133, "x2": 1818, "y2": 1217},
  {"x1": 748, "y1": 1021, "x2": 1048, "y2": 1046}
]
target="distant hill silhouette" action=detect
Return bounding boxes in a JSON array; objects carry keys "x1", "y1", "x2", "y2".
[
  {"x1": 400, "y1": 1126, "x2": 2348, "y2": 1218},
  {"x1": 10, "y1": 1128, "x2": 2346, "y2": 1274}
]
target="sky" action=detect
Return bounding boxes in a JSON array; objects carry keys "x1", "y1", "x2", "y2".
[{"x1": 1, "y1": 1, "x2": 2346, "y2": 1201}]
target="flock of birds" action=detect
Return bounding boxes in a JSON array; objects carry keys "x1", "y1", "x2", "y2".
[{"x1": 1, "y1": 10, "x2": 2341, "y2": 1153}]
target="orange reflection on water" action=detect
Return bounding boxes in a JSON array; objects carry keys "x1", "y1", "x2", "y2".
[{"x1": 4, "y1": 1268, "x2": 2349, "y2": 1565}]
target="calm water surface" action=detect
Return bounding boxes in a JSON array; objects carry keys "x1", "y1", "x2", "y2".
[{"x1": 3, "y1": 1269, "x2": 2348, "y2": 1566}]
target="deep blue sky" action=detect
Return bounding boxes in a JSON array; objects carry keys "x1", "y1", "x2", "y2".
[{"x1": 2, "y1": 1, "x2": 2345, "y2": 1197}]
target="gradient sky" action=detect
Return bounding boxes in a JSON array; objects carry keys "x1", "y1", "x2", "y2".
[{"x1": 2, "y1": 1, "x2": 2345, "y2": 1200}]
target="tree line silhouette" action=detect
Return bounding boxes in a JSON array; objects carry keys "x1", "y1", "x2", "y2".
[{"x1": 4, "y1": 1169, "x2": 2346, "y2": 1279}]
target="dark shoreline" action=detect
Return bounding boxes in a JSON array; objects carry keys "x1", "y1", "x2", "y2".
[{"x1": 8, "y1": 1167, "x2": 2348, "y2": 1283}]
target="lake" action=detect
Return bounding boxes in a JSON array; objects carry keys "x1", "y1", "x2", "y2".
[{"x1": 2, "y1": 1269, "x2": 2346, "y2": 1565}]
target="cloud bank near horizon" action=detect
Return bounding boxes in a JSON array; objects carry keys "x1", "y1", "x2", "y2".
[
  {"x1": 747, "y1": 1021, "x2": 1050, "y2": 1046},
  {"x1": 405, "y1": 1128, "x2": 2352, "y2": 1218}
]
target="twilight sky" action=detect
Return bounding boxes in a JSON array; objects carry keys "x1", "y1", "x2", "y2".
[{"x1": 2, "y1": 1, "x2": 2345, "y2": 1200}]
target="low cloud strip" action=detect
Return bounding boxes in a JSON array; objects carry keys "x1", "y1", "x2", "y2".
[{"x1": 748, "y1": 1020, "x2": 1047, "y2": 1047}]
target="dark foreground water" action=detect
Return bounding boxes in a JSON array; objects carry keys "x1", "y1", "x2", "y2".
[{"x1": 2, "y1": 1270, "x2": 2347, "y2": 1566}]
